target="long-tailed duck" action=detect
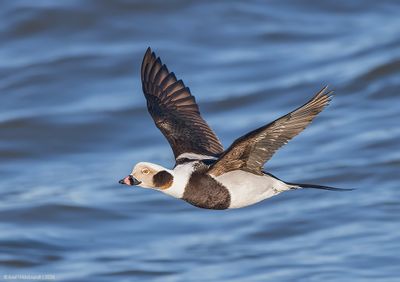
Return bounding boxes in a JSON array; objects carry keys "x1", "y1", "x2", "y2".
[{"x1": 119, "y1": 47, "x2": 351, "y2": 210}]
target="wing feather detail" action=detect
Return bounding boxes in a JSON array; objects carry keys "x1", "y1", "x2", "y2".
[
  {"x1": 208, "y1": 87, "x2": 332, "y2": 176},
  {"x1": 140, "y1": 48, "x2": 224, "y2": 159}
]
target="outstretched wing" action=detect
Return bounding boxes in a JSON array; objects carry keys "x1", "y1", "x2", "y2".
[
  {"x1": 141, "y1": 48, "x2": 224, "y2": 159},
  {"x1": 208, "y1": 87, "x2": 332, "y2": 176}
]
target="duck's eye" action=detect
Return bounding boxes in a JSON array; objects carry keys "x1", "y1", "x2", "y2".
[{"x1": 141, "y1": 168, "x2": 150, "y2": 175}]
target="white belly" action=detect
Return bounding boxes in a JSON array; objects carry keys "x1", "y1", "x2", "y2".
[{"x1": 214, "y1": 171, "x2": 290, "y2": 209}]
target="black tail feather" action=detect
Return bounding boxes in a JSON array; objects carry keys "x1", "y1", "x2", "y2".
[{"x1": 287, "y1": 182, "x2": 354, "y2": 191}]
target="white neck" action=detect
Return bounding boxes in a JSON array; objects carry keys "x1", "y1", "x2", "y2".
[{"x1": 161, "y1": 163, "x2": 195, "y2": 199}]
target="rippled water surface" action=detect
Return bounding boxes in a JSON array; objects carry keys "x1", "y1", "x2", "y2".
[{"x1": 1, "y1": 1, "x2": 399, "y2": 281}]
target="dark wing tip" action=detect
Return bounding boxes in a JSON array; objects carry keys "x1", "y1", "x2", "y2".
[
  {"x1": 316, "y1": 85, "x2": 334, "y2": 102},
  {"x1": 307, "y1": 85, "x2": 334, "y2": 113},
  {"x1": 141, "y1": 47, "x2": 158, "y2": 82},
  {"x1": 142, "y1": 47, "x2": 153, "y2": 65}
]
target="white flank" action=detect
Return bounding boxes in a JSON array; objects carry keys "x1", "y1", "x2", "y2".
[
  {"x1": 176, "y1": 152, "x2": 217, "y2": 160},
  {"x1": 214, "y1": 171, "x2": 291, "y2": 209}
]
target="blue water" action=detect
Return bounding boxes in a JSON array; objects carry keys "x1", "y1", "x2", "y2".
[{"x1": 1, "y1": 1, "x2": 399, "y2": 281}]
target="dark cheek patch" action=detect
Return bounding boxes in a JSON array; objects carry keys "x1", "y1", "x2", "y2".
[{"x1": 153, "y1": 171, "x2": 173, "y2": 189}]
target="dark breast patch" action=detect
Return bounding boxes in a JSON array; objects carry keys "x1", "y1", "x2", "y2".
[{"x1": 182, "y1": 171, "x2": 231, "y2": 210}]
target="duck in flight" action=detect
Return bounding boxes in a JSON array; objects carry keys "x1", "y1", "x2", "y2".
[{"x1": 119, "y1": 47, "x2": 351, "y2": 210}]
